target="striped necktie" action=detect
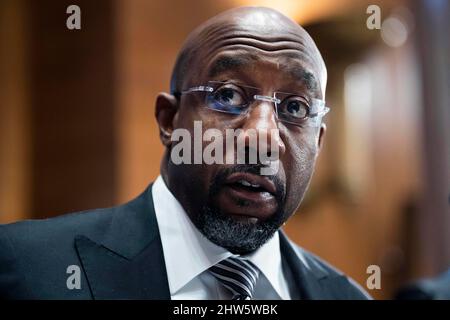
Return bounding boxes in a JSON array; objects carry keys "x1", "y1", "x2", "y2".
[{"x1": 209, "y1": 256, "x2": 260, "y2": 300}]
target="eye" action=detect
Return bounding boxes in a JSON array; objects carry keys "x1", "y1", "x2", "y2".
[
  {"x1": 212, "y1": 86, "x2": 246, "y2": 106},
  {"x1": 281, "y1": 97, "x2": 309, "y2": 119}
]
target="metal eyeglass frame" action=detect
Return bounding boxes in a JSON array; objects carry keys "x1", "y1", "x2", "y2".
[{"x1": 175, "y1": 81, "x2": 330, "y2": 127}]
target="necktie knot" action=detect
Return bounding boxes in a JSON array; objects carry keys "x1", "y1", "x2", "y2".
[{"x1": 209, "y1": 256, "x2": 260, "y2": 300}]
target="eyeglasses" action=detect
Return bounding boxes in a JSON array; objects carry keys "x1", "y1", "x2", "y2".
[{"x1": 174, "y1": 81, "x2": 330, "y2": 127}]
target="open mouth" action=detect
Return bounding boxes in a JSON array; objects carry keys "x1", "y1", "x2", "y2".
[
  {"x1": 227, "y1": 179, "x2": 274, "y2": 199},
  {"x1": 219, "y1": 171, "x2": 278, "y2": 219},
  {"x1": 224, "y1": 171, "x2": 277, "y2": 196},
  {"x1": 214, "y1": 171, "x2": 278, "y2": 220},
  {"x1": 213, "y1": 170, "x2": 280, "y2": 221},
  {"x1": 232, "y1": 179, "x2": 271, "y2": 194}
]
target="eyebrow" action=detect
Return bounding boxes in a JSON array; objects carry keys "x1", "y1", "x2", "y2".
[
  {"x1": 208, "y1": 55, "x2": 252, "y2": 78},
  {"x1": 284, "y1": 67, "x2": 319, "y2": 92},
  {"x1": 208, "y1": 55, "x2": 319, "y2": 92}
]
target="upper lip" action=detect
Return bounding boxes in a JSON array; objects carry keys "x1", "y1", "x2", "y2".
[{"x1": 225, "y1": 172, "x2": 277, "y2": 195}]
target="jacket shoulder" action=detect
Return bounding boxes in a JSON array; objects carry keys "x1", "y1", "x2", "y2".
[
  {"x1": 0, "y1": 182, "x2": 152, "y2": 247},
  {"x1": 0, "y1": 207, "x2": 118, "y2": 299},
  {"x1": 288, "y1": 240, "x2": 372, "y2": 300},
  {"x1": 1, "y1": 207, "x2": 113, "y2": 247},
  {"x1": 0, "y1": 185, "x2": 153, "y2": 299}
]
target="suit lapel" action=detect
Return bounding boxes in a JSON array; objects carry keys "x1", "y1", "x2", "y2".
[
  {"x1": 279, "y1": 231, "x2": 341, "y2": 299},
  {"x1": 74, "y1": 185, "x2": 171, "y2": 300}
]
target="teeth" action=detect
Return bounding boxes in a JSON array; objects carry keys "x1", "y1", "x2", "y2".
[
  {"x1": 238, "y1": 180, "x2": 252, "y2": 187},
  {"x1": 237, "y1": 180, "x2": 260, "y2": 188}
]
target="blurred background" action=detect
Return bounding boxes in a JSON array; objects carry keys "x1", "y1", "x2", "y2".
[{"x1": 0, "y1": 0, "x2": 449, "y2": 299}]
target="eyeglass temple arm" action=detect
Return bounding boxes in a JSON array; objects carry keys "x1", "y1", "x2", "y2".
[{"x1": 309, "y1": 106, "x2": 330, "y2": 118}]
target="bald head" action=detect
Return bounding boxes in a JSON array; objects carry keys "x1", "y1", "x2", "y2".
[{"x1": 170, "y1": 7, "x2": 327, "y2": 97}]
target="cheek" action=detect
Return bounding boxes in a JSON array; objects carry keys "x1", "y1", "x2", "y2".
[
  {"x1": 283, "y1": 135, "x2": 318, "y2": 207},
  {"x1": 285, "y1": 129, "x2": 319, "y2": 172},
  {"x1": 294, "y1": 140, "x2": 318, "y2": 173},
  {"x1": 174, "y1": 104, "x2": 197, "y2": 128}
]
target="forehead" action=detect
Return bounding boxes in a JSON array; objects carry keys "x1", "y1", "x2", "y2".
[
  {"x1": 206, "y1": 51, "x2": 320, "y2": 93},
  {"x1": 189, "y1": 24, "x2": 325, "y2": 96}
]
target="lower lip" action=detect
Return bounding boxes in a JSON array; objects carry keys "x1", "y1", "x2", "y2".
[{"x1": 215, "y1": 184, "x2": 278, "y2": 220}]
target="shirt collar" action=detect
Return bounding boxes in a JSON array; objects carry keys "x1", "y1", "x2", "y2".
[{"x1": 152, "y1": 175, "x2": 288, "y2": 299}]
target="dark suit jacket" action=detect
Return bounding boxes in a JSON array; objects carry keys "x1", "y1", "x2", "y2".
[
  {"x1": 0, "y1": 184, "x2": 370, "y2": 299},
  {"x1": 395, "y1": 269, "x2": 450, "y2": 300}
]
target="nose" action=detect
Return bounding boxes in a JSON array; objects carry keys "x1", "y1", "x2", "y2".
[{"x1": 241, "y1": 102, "x2": 286, "y2": 161}]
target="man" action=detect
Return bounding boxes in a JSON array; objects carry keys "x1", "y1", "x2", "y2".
[{"x1": 0, "y1": 7, "x2": 370, "y2": 300}]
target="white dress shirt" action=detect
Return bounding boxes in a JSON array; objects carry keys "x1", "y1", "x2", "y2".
[{"x1": 152, "y1": 175, "x2": 292, "y2": 300}]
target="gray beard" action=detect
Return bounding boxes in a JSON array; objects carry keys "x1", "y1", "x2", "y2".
[
  {"x1": 189, "y1": 164, "x2": 287, "y2": 254},
  {"x1": 194, "y1": 203, "x2": 285, "y2": 255}
]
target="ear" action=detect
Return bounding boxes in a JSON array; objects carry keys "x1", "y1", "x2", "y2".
[
  {"x1": 317, "y1": 123, "x2": 326, "y2": 151},
  {"x1": 155, "y1": 92, "x2": 178, "y2": 147}
]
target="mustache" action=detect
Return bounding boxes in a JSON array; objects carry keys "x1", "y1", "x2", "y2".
[{"x1": 209, "y1": 164, "x2": 286, "y2": 203}]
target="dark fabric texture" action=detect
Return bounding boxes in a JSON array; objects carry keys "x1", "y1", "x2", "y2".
[{"x1": 0, "y1": 184, "x2": 371, "y2": 300}]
